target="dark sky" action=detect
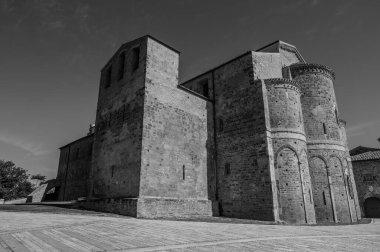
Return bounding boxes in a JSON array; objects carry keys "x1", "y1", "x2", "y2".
[{"x1": 1, "y1": 0, "x2": 379, "y2": 179}]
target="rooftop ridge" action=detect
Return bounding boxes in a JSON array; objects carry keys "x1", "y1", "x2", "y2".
[
  {"x1": 101, "y1": 35, "x2": 180, "y2": 71},
  {"x1": 256, "y1": 40, "x2": 306, "y2": 63},
  {"x1": 351, "y1": 150, "x2": 380, "y2": 161}
]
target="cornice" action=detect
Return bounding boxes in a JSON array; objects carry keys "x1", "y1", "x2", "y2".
[
  {"x1": 264, "y1": 78, "x2": 301, "y2": 92},
  {"x1": 289, "y1": 63, "x2": 335, "y2": 80}
]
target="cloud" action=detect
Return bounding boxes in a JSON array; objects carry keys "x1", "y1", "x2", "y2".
[
  {"x1": 346, "y1": 121, "x2": 378, "y2": 138},
  {"x1": 0, "y1": 0, "x2": 10, "y2": 12},
  {"x1": 334, "y1": 1, "x2": 354, "y2": 17},
  {"x1": 74, "y1": 3, "x2": 90, "y2": 33},
  {"x1": 0, "y1": 132, "x2": 50, "y2": 156},
  {"x1": 311, "y1": 0, "x2": 320, "y2": 6}
]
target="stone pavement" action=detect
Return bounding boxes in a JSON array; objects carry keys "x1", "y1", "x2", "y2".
[{"x1": 0, "y1": 206, "x2": 379, "y2": 251}]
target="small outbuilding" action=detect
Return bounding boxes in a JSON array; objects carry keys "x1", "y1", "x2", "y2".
[{"x1": 351, "y1": 147, "x2": 380, "y2": 218}]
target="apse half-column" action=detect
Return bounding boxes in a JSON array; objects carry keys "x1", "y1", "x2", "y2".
[
  {"x1": 264, "y1": 78, "x2": 316, "y2": 224},
  {"x1": 289, "y1": 63, "x2": 352, "y2": 223}
]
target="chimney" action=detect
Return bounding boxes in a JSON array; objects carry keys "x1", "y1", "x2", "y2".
[{"x1": 88, "y1": 123, "x2": 95, "y2": 135}]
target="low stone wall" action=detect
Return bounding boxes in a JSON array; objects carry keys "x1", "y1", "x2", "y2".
[
  {"x1": 136, "y1": 198, "x2": 212, "y2": 218},
  {"x1": 79, "y1": 198, "x2": 138, "y2": 216},
  {"x1": 79, "y1": 197, "x2": 212, "y2": 218}
]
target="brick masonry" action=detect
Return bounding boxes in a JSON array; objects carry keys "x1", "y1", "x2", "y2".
[{"x1": 56, "y1": 37, "x2": 360, "y2": 223}]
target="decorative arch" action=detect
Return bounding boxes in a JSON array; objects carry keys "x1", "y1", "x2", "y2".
[
  {"x1": 309, "y1": 155, "x2": 328, "y2": 169},
  {"x1": 363, "y1": 194, "x2": 380, "y2": 202},
  {"x1": 363, "y1": 197, "x2": 380, "y2": 218},
  {"x1": 274, "y1": 144, "x2": 300, "y2": 164},
  {"x1": 329, "y1": 154, "x2": 343, "y2": 167},
  {"x1": 275, "y1": 145, "x2": 306, "y2": 224}
]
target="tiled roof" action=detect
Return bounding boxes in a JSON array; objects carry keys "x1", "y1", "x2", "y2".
[
  {"x1": 351, "y1": 151, "x2": 380, "y2": 161},
  {"x1": 349, "y1": 146, "x2": 380, "y2": 156}
]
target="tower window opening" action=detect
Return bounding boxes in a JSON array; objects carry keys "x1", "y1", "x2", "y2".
[
  {"x1": 105, "y1": 66, "x2": 112, "y2": 88},
  {"x1": 322, "y1": 191, "x2": 327, "y2": 205},
  {"x1": 323, "y1": 123, "x2": 327, "y2": 134},
  {"x1": 335, "y1": 108, "x2": 339, "y2": 124},
  {"x1": 118, "y1": 52, "x2": 126, "y2": 80},
  {"x1": 198, "y1": 78, "x2": 209, "y2": 97},
  {"x1": 132, "y1": 47, "x2": 140, "y2": 71}
]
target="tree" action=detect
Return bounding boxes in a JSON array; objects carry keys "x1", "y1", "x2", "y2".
[
  {"x1": 0, "y1": 160, "x2": 34, "y2": 200},
  {"x1": 30, "y1": 174, "x2": 46, "y2": 181}
]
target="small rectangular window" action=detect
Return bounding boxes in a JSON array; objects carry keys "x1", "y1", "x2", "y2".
[
  {"x1": 219, "y1": 118, "x2": 224, "y2": 132},
  {"x1": 182, "y1": 165, "x2": 185, "y2": 180},
  {"x1": 132, "y1": 47, "x2": 140, "y2": 71},
  {"x1": 118, "y1": 52, "x2": 125, "y2": 80},
  {"x1": 105, "y1": 66, "x2": 112, "y2": 88}
]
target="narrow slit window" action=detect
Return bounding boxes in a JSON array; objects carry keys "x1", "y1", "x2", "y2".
[
  {"x1": 219, "y1": 118, "x2": 224, "y2": 132},
  {"x1": 118, "y1": 52, "x2": 126, "y2": 80},
  {"x1": 182, "y1": 165, "x2": 185, "y2": 180},
  {"x1": 309, "y1": 189, "x2": 312, "y2": 203},
  {"x1": 105, "y1": 66, "x2": 112, "y2": 88},
  {"x1": 323, "y1": 123, "x2": 327, "y2": 134},
  {"x1": 75, "y1": 148, "x2": 80, "y2": 160},
  {"x1": 322, "y1": 191, "x2": 327, "y2": 205},
  {"x1": 335, "y1": 108, "x2": 339, "y2": 124},
  {"x1": 225, "y1": 163, "x2": 231, "y2": 176},
  {"x1": 132, "y1": 47, "x2": 140, "y2": 71}
]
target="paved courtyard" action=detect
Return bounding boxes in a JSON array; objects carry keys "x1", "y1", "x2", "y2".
[{"x1": 0, "y1": 205, "x2": 379, "y2": 251}]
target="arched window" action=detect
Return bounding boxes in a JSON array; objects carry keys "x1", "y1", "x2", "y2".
[
  {"x1": 132, "y1": 47, "x2": 140, "y2": 71},
  {"x1": 118, "y1": 52, "x2": 126, "y2": 80},
  {"x1": 104, "y1": 66, "x2": 112, "y2": 88}
]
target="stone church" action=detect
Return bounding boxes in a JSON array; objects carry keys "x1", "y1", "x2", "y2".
[{"x1": 55, "y1": 35, "x2": 361, "y2": 224}]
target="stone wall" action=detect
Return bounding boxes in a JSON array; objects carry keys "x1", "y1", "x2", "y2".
[
  {"x1": 139, "y1": 38, "x2": 212, "y2": 207},
  {"x1": 57, "y1": 135, "x2": 93, "y2": 201},
  {"x1": 211, "y1": 53, "x2": 273, "y2": 220}
]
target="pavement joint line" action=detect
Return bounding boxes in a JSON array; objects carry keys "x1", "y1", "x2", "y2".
[
  {"x1": 0, "y1": 220, "x2": 109, "y2": 235},
  {"x1": 349, "y1": 237, "x2": 380, "y2": 245},
  {"x1": 110, "y1": 234, "x2": 380, "y2": 252}
]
